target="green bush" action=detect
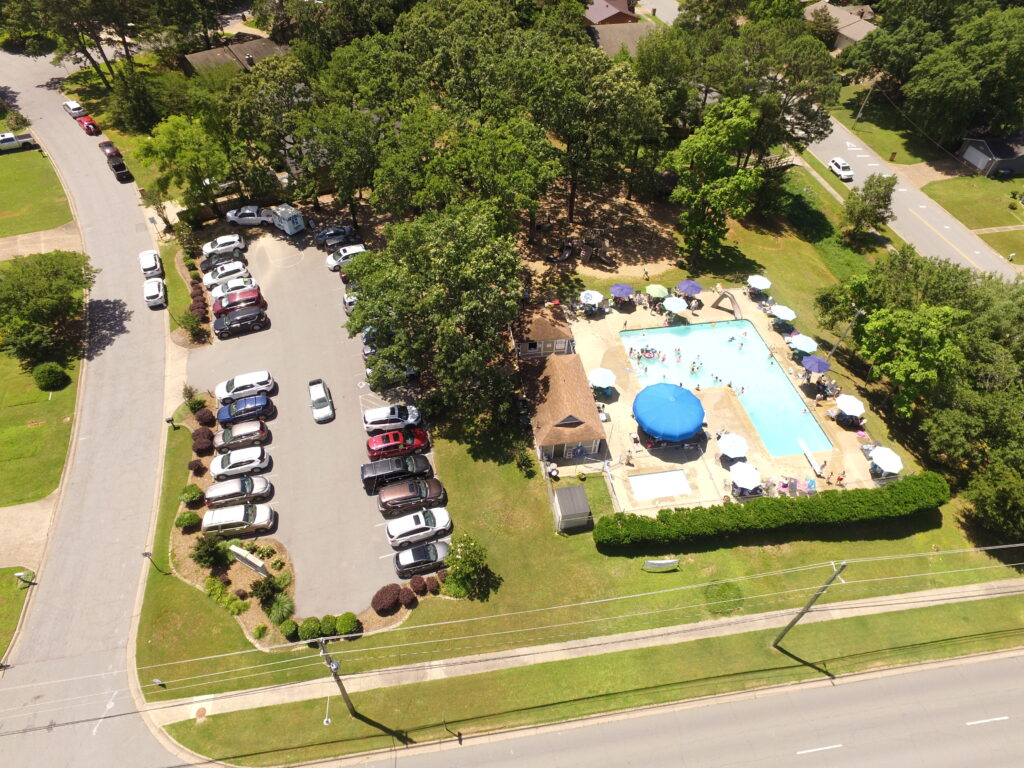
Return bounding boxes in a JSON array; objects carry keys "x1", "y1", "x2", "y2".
[
  {"x1": 270, "y1": 558, "x2": 285, "y2": 570},
  {"x1": 298, "y1": 616, "x2": 322, "y2": 641},
  {"x1": 279, "y1": 619, "x2": 298, "y2": 639},
  {"x1": 179, "y1": 483, "x2": 204, "y2": 506},
  {"x1": 320, "y1": 614, "x2": 336, "y2": 636},
  {"x1": 4, "y1": 107, "x2": 30, "y2": 131},
  {"x1": 273, "y1": 570, "x2": 292, "y2": 590},
  {"x1": 191, "y1": 535, "x2": 229, "y2": 569},
  {"x1": 188, "y1": 269, "x2": 200, "y2": 281},
  {"x1": 204, "y1": 577, "x2": 250, "y2": 615},
  {"x1": 32, "y1": 362, "x2": 70, "y2": 391},
  {"x1": 253, "y1": 623, "x2": 267, "y2": 640},
  {"x1": 178, "y1": 311, "x2": 207, "y2": 343},
  {"x1": 593, "y1": 473, "x2": 951, "y2": 548},
  {"x1": 335, "y1": 612, "x2": 362, "y2": 637},
  {"x1": 173, "y1": 220, "x2": 201, "y2": 256},
  {"x1": 186, "y1": 396, "x2": 206, "y2": 413},
  {"x1": 174, "y1": 510, "x2": 201, "y2": 529},
  {"x1": 250, "y1": 575, "x2": 280, "y2": 608},
  {"x1": 268, "y1": 593, "x2": 294, "y2": 624}
]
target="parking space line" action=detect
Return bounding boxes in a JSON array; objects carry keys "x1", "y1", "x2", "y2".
[
  {"x1": 379, "y1": 552, "x2": 396, "y2": 559},
  {"x1": 966, "y1": 716, "x2": 1008, "y2": 726},
  {"x1": 796, "y1": 744, "x2": 843, "y2": 755}
]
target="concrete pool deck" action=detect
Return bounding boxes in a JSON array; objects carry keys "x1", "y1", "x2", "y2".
[{"x1": 566, "y1": 288, "x2": 880, "y2": 515}]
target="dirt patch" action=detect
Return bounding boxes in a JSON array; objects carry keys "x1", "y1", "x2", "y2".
[{"x1": 25, "y1": 420, "x2": 44, "y2": 427}]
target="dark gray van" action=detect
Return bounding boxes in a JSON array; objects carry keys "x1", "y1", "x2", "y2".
[{"x1": 360, "y1": 454, "x2": 433, "y2": 494}]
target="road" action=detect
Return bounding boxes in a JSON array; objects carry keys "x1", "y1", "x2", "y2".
[
  {"x1": 186, "y1": 232, "x2": 404, "y2": 616},
  {"x1": 808, "y1": 118, "x2": 1017, "y2": 280},
  {"x1": 0, "y1": 53, "x2": 175, "y2": 765},
  {"x1": 359, "y1": 652, "x2": 1024, "y2": 767}
]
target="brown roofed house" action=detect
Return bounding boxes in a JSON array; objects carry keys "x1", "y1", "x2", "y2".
[
  {"x1": 182, "y1": 38, "x2": 290, "y2": 76},
  {"x1": 584, "y1": 0, "x2": 638, "y2": 26},
  {"x1": 529, "y1": 354, "x2": 607, "y2": 463},
  {"x1": 517, "y1": 306, "x2": 574, "y2": 358}
]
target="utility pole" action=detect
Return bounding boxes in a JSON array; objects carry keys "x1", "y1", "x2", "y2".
[
  {"x1": 773, "y1": 561, "x2": 847, "y2": 648},
  {"x1": 854, "y1": 84, "x2": 874, "y2": 124},
  {"x1": 318, "y1": 639, "x2": 356, "y2": 717},
  {"x1": 824, "y1": 308, "x2": 866, "y2": 366}
]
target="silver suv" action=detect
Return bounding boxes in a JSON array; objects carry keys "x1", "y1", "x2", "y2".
[
  {"x1": 363, "y1": 405, "x2": 421, "y2": 434},
  {"x1": 213, "y1": 420, "x2": 269, "y2": 454},
  {"x1": 201, "y1": 504, "x2": 275, "y2": 536},
  {"x1": 204, "y1": 476, "x2": 273, "y2": 507}
]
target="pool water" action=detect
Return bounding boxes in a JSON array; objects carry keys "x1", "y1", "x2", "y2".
[{"x1": 621, "y1": 320, "x2": 832, "y2": 456}]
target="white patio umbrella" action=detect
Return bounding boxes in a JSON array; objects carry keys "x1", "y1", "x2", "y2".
[
  {"x1": 869, "y1": 446, "x2": 903, "y2": 474},
  {"x1": 835, "y1": 394, "x2": 866, "y2": 417},
  {"x1": 587, "y1": 368, "x2": 617, "y2": 389},
  {"x1": 747, "y1": 275, "x2": 772, "y2": 291},
  {"x1": 662, "y1": 296, "x2": 689, "y2": 314},
  {"x1": 770, "y1": 305, "x2": 797, "y2": 322},
  {"x1": 579, "y1": 289, "x2": 604, "y2": 305},
  {"x1": 729, "y1": 461, "x2": 762, "y2": 490},
  {"x1": 718, "y1": 433, "x2": 748, "y2": 459},
  {"x1": 788, "y1": 334, "x2": 818, "y2": 354}
]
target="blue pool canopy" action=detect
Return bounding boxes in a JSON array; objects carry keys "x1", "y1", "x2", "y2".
[{"x1": 632, "y1": 383, "x2": 705, "y2": 442}]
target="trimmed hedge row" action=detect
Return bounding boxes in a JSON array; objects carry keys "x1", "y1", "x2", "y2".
[{"x1": 593, "y1": 472, "x2": 950, "y2": 548}]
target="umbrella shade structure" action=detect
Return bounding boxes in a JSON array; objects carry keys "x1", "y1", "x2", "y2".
[
  {"x1": 632, "y1": 383, "x2": 705, "y2": 442},
  {"x1": 645, "y1": 284, "x2": 669, "y2": 299},
  {"x1": 579, "y1": 289, "x2": 604, "y2": 305},
  {"x1": 610, "y1": 283, "x2": 634, "y2": 298},
  {"x1": 718, "y1": 433, "x2": 748, "y2": 459},
  {"x1": 747, "y1": 275, "x2": 772, "y2": 291},
  {"x1": 587, "y1": 368, "x2": 617, "y2": 389},
  {"x1": 801, "y1": 355, "x2": 831, "y2": 373},
  {"x1": 788, "y1": 334, "x2": 818, "y2": 354},
  {"x1": 662, "y1": 296, "x2": 689, "y2": 314},
  {"x1": 729, "y1": 461, "x2": 762, "y2": 490},
  {"x1": 676, "y1": 279, "x2": 702, "y2": 295},
  {"x1": 870, "y1": 446, "x2": 904, "y2": 474},
  {"x1": 770, "y1": 305, "x2": 797, "y2": 322},
  {"x1": 835, "y1": 394, "x2": 866, "y2": 416}
]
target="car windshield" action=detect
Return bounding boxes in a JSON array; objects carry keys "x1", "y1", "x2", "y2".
[
  {"x1": 242, "y1": 505, "x2": 256, "y2": 524},
  {"x1": 394, "y1": 406, "x2": 408, "y2": 419},
  {"x1": 424, "y1": 544, "x2": 437, "y2": 560},
  {"x1": 222, "y1": 427, "x2": 234, "y2": 441},
  {"x1": 423, "y1": 509, "x2": 435, "y2": 526},
  {"x1": 225, "y1": 377, "x2": 235, "y2": 391},
  {"x1": 240, "y1": 476, "x2": 253, "y2": 493}
]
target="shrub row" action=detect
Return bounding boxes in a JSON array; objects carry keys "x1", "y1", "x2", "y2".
[
  {"x1": 593, "y1": 472, "x2": 950, "y2": 548},
  {"x1": 281, "y1": 611, "x2": 362, "y2": 642}
]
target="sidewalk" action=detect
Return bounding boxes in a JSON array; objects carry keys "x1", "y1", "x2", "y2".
[
  {"x1": 0, "y1": 221, "x2": 82, "y2": 260},
  {"x1": 145, "y1": 576, "x2": 1024, "y2": 726}
]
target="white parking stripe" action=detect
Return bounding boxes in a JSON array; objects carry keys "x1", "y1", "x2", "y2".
[
  {"x1": 966, "y1": 716, "x2": 1008, "y2": 726},
  {"x1": 796, "y1": 744, "x2": 843, "y2": 755}
]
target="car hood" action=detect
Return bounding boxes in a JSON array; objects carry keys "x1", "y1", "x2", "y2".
[{"x1": 250, "y1": 504, "x2": 273, "y2": 527}]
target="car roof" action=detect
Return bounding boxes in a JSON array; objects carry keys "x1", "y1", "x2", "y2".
[
  {"x1": 222, "y1": 288, "x2": 260, "y2": 303},
  {"x1": 143, "y1": 278, "x2": 163, "y2": 295},
  {"x1": 234, "y1": 370, "x2": 271, "y2": 384},
  {"x1": 138, "y1": 250, "x2": 159, "y2": 263},
  {"x1": 226, "y1": 420, "x2": 264, "y2": 435},
  {"x1": 232, "y1": 395, "x2": 268, "y2": 408},
  {"x1": 364, "y1": 406, "x2": 398, "y2": 420},
  {"x1": 204, "y1": 504, "x2": 254, "y2": 524},
  {"x1": 227, "y1": 305, "x2": 264, "y2": 320},
  {"x1": 64, "y1": 100, "x2": 82, "y2": 109},
  {"x1": 223, "y1": 445, "x2": 263, "y2": 461},
  {"x1": 215, "y1": 260, "x2": 247, "y2": 273}
]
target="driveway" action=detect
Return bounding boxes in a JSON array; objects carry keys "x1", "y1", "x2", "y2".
[
  {"x1": 187, "y1": 231, "x2": 403, "y2": 616},
  {"x1": 809, "y1": 118, "x2": 1017, "y2": 279}
]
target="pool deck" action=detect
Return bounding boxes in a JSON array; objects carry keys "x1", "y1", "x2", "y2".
[{"x1": 566, "y1": 289, "x2": 880, "y2": 515}]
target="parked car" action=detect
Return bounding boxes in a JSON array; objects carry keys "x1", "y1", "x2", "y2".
[
  {"x1": 0, "y1": 132, "x2": 37, "y2": 151},
  {"x1": 386, "y1": 507, "x2": 452, "y2": 550},
  {"x1": 76, "y1": 116, "x2": 100, "y2": 135},
  {"x1": 828, "y1": 157, "x2": 853, "y2": 181},
  {"x1": 210, "y1": 446, "x2": 270, "y2": 481},
  {"x1": 307, "y1": 378, "x2": 335, "y2": 423},
  {"x1": 377, "y1": 477, "x2": 446, "y2": 517},
  {"x1": 215, "y1": 370, "x2": 275, "y2": 404},
  {"x1": 314, "y1": 225, "x2": 363, "y2": 250},
  {"x1": 342, "y1": 291, "x2": 357, "y2": 315},
  {"x1": 205, "y1": 475, "x2": 273, "y2": 507},
  {"x1": 62, "y1": 100, "x2": 87, "y2": 118},
  {"x1": 216, "y1": 394, "x2": 275, "y2": 426},
  {"x1": 226, "y1": 206, "x2": 274, "y2": 226},
  {"x1": 325, "y1": 244, "x2": 366, "y2": 272},
  {"x1": 394, "y1": 541, "x2": 449, "y2": 579},
  {"x1": 199, "y1": 249, "x2": 246, "y2": 273},
  {"x1": 366, "y1": 427, "x2": 430, "y2": 460},
  {"x1": 360, "y1": 454, "x2": 433, "y2": 494},
  {"x1": 214, "y1": 306, "x2": 267, "y2": 339},
  {"x1": 98, "y1": 140, "x2": 122, "y2": 159},
  {"x1": 362, "y1": 405, "x2": 421, "y2": 434},
  {"x1": 202, "y1": 234, "x2": 246, "y2": 256},
  {"x1": 108, "y1": 159, "x2": 132, "y2": 182},
  {"x1": 138, "y1": 249, "x2": 163, "y2": 278},
  {"x1": 203, "y1": 261, "x2": 250, "y2": 288},
  {"x1": 212, "y1": 288, "x2": 265, "y2": 317},
  {"x1": 143, "y1": 278, "x2": 166, "y2": 308},
  {"x1": 213, "y1": 420, "x2": 269, "y2": 454},
  {"x1": 201, "y1": 503, "x2": 275, "y2": 536},
  {"x1": 365, "y1": 363, "x2": 418, "y2": 392},
  {"x1": 210, "y1": 277, "x2": 259, "y2": 301}
]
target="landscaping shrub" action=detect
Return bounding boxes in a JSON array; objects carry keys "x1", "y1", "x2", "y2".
[
  {"x1": 191, "y1": 535, "x2": 229, "y2": 568},
  {"x1": 279, "y1": 619, "x2": 298, "y2": 639},
  {"x1": 271, "y1": 558, "x2": 285, "y2": 570},
  {"x1": 253, "y1": 624, "x2": 267, "y2": 640},
  {"x1": 425, "y1": 576, "x2": 440, "y2": 594},
  {"x1": 335, "y1": 612, "x2": 362, "y2": 637},
  {"x1": 192, "y1": 437, "x2": 213, "y2": 455},
  {"x1": 268, "y1": 593, "x2": 294, "y2": 624},
  {"x1": 194, "y1": 408, "x2": 215, "y2": 426},
  {"x1": 32, "y1": 362, "x2": 70, "y2": 391},
  {"x1": 399, "y1": 587, "x2": 417, "y2": 609},
  {"x1": 442, "y1": 535, "x2": 502, "y2": 601},
  {"x1": 173, "y1": 220, "x2": 200, "y2": 256},
  {"x1": 256, "y1": 545, "x2": 276, "y2": 559},
  {"x1": 437, "y1": 568, "x2": 448, "y2": 583},
  {"x1": 593, "y1": 473, "x2": 951, "y2": 549},
  {"x1": 320, "y1": 614, "x2": 336, "y2": 637},
  {"x1": 234, "y1": 588, "x2": 247, "y2": 599},
  {"x1": 409, "y1": 574, "x2": 427, "y2": 595},
  {"x1": 177, "y1": 311, "x2": 207, "y2": 343},
  {"x1": 204, "y1": 577, "x2": 249, "y2": 615},
  {"x1": 187, "y1": 459, "x2": 206, "y2": 476},
  {"x1": 186, "y1": 394, "x2": 208, "y2": 413},
  {"x1": 179, "y1": 483, "x2": 204, "y2": 506},
  {"x1": 298, "y1": 616, "x2": 322, "y2": 641},
  {"x1": 371, "y1": 583, "x2": 402, "y2": 615},
  {"x1": 274, "y1": 570, "x2": 292, "y2": 590},
  {"x1": 191, "y1": 426, "x2": 213, "y2": 441},
  {"x1": 182, "y1": 383, "x2": 198, "y2": 401},
  {"x1": 5, "y1": 108, "x2": 30, "y2": 131},
  {"x1": 250, "y1": 575, "x2": 280, "y2": 608},
  {"x1": 174, "y1": 510, "x2": 201, "y2": 530},
  {"x1": 188, "y1": 269, "x2": 200, "y2": 281},
  {"x1": 183, "y1": 257, "x2": 196, "y2": 270}
]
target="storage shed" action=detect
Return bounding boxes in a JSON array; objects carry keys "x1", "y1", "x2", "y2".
[{"x1": 553, "y1": 485, "x2": 592, "y2": 533}]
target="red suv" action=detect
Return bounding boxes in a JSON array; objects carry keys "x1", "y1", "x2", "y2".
[
  {"x1": 212, "y1": 288, "x2": 266, "y2": 317},
  {"x1": 366, "y1": 428, "x2": 430, "y2": 460}
]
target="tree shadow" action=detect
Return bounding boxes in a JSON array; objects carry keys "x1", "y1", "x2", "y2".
[
  {"x1": 0, "y1": 86, "x2": 20, "y2": 110},
  {"x1": 85, "y1": 298, "x2": 132, "y2": 360},
  {"x1": 36, "y1": 76, "x2": 66, "y2": 92},
  {"x1": 839, "y1": 90, "x2": 948, "y2": 164},
  {"x1": 686, "y1": 244, "x2": 763, "y2": 282}
]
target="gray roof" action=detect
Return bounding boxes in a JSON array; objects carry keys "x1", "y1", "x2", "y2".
[
  {"x1": 183, "y1": 38, "x2": 290, "y2": 74},
  {"x1": 590, "y1": 21, "x2": 656, "y2": 57},
  {"x1": 555, "y1": 485, "x2": 591, "y2": 523}
]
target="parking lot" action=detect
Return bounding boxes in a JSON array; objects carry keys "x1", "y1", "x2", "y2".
[{"x1": 188, "y1": 229, "x2": 412, "y2": 616}]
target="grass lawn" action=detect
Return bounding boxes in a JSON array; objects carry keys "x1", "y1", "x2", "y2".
[
  {"x1": 832, "y1": 85, "x2": 948, "y2": 166},
  {"x1": 0, "y1": 150, "x2": 72, "y2": 238},
  {"x1": 166, "y1": 592, "x2": 1024, "y2": 766},
  {"x1": 162, "y1": 241, "x2": 189, "y2": 331},
  {"x1": 980, "y1": 230, "x2": 1024, "y2": 262},
  {"x1": 0, "y1": 353, "x2": 77, "y2": 507},
  {"x1": 0, "y1": 565, "x2": 31, "y2": 660},
  {"x1": 921, "y1": 175, "x2": 1024, "y2": 230}
]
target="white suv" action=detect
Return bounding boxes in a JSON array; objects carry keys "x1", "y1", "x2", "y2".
[
  {"x1": 363, "y1": 405, "x2": 421, "y2": 433},
  {"x1": 202, "y1": 234, "x2": 246, "y2": 256},
  {"x1": 203, "y1": 261, "x2": 250, "y2": 288},
  {"x1": 62, "y1": 100, "x2": 86, "y2": 118},
  {"x1": 201, "y1": 504, "x2": 275, "y2": 536},
  {"x1": 215, "y1": 370, "x2": 275, "y2": 404},
  {"x1": 138, "y1": 250, "x2": 163, "y2": 277},
  {"x1": 326, "y1": 244, "x2": 366, "y2": 272},
  {"x1": 210, "y1": 446, "x2": 270, "y2": 481},
  {"x1": 143, "y1": 278, "x2": 166, "y2": 308},
  {"x1": 828, "y1": 157, "x2": 854, "y2": 181}
]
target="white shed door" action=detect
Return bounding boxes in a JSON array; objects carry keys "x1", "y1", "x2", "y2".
[{"x1": 963, "y1": 145, "x2": 989, "y2": 171}]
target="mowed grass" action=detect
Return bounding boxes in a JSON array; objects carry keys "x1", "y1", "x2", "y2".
[
  {"x1": 162, "y1": 241, "x2": 189, "y2": 331},
  {"x1": 922, "y1": 175, "x2": 1024, "y2": 230},
  {"x1": 980, "y1": 229, "x2": 1024, "y2": 262},
  {"x1": 0, "y1": 565, "x2": 31, "y2": 660},
  {"x1": 832, "y1": 85, "x2": 948, "y2": 165},
  {"x1": 166, "y1": 592, "x2": 1024, "y2": 766},
  {"x1": 0, "y1": 150, "x2": 72, "y2": 237}
]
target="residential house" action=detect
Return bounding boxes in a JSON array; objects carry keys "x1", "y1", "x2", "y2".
[
  {"x1": 957, "y1": 133, "x2": 1024, "y2": 177},
  {"x1": 584, "y1": 0, "x2": 638, "y2": 26},
  {"x1": 589, "y1": 21, "x2": 655, "y2": 57},
  {"x1": 527, "y1": 354, "x2": 607, "y2": 462},
  {"x1": 181, "y1": 38, "x2": 290, "y2": 76},
  {"x1": 803, "y1": 1, "x2": 877, "y2": 51}
]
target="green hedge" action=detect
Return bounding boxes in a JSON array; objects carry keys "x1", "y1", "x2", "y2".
[{"x1": 593, "y1": 472, "x2": 950, "y2": 548}]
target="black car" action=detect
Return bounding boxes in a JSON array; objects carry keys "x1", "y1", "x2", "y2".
[
  {"x1": 314, "y1": 225, "x2": 363, "y2": 251},
  {"x1": 108, "y1": 160, "x2": 132, "y2": 182},
  {"x1": 394, "y1": 541, "x2": 449, "y2": 579},
  {"x1": 199, "y1": 250, "x2": 246, "y2": 273},
  {"x1": 360, "y1": 454, "x2": 433, "y2": 494},
  {"x1": 214, "y1": 306, "x2": 267, "y2": 340}
]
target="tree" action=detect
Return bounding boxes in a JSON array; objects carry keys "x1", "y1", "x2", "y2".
[
  {"x1": 840, "y1": 22, "x2": 943, "y2": 86},
  {"x1": 966, "y1": 460, "x2": 1024, "y2": 541},
  {"x1": 442, "y1": 534, "x2": 502, "y2": 601},
  {"x1": 137, "y1": 115, "x2": 231, "y2": 210},
  {"x1": 634, "y1": 27, "x2": 695, "y2": 130},
  {"x1": 307, "y1": 104, "x2": 380, "y2": 226},
  {"x1": 841, "y1": 172, "x2": 898, "y2": 236},
  {"x1": 747, "y1": 0, "x2": 802, "y2": 22},
  {"x1": 190, "y1": 535, "x2": 229, "y2": 569},
  {"x1": 805, "y1": 5, "x2": 838, "y2": 48}
]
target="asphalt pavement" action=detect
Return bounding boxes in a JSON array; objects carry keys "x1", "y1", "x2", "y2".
[
  {"x1": 186, "y1": 231, "x2": 404, "y2": 616},
  {"x1": 0, "y1": 53, "x2": 176, "y2": 765},
  {"x1": 808, "y1": 119, "x2": 1017, "y2": 279}
]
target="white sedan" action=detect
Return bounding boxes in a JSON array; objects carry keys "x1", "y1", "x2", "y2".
[
  {"x1": 307, "y1": 378, "x2": 335, "y2": 423},
  {"x1": 202, "y1": 234, "x2": 246, "y2": 256},
  {"x1": 143, "y1": 278, "x2": 166, "y2": 308},
  {"x1": 211, "y1": 276, "x2": 259, "y2": 301},
  {"x1": 386, "y1": 507, "x2": 452, "y2": 550},
  {"x1": 210, "y1": 446, "x2": 270, "y2": 482},
  {"x1": 215, "y1": 370, "x2": 275, "y2": 404},
  {"x1": 203, "y1": 261, "x2": 250, "y2": 288},
  {"x1": 226, "y1": 206, "x2": 274, "y2": 226},
  {"x1": 325, "y1": 244, "x2": 366, "y2": 272},
  {"x1": 138, "y1": 249, "x2": 163, "y2": 277}
]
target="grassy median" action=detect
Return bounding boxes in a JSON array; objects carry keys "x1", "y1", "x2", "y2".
[
  {"x1": 0, "y1": 150, "x2": 72, "y2": 238},
  {"x1": 0, "y1": 565, "x2": 31, "y2": 660}
]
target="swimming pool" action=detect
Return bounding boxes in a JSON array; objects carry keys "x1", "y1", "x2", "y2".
[{"x1": 621, "y1": 320, "x2": 832, "y2": 456}]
